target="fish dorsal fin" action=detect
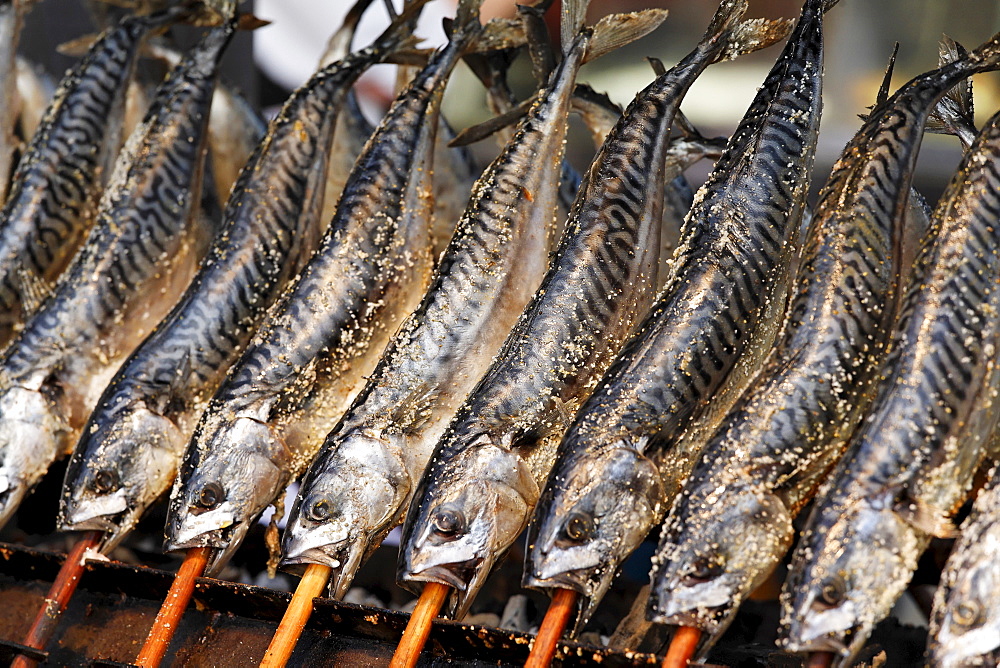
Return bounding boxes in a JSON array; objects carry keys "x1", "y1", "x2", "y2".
[
  {"x1": 895, "y1": 495, "x2": 958, "y2": 539},
  {"x1": 857, "y1": 42, "x2": 899, "y2": 122}
]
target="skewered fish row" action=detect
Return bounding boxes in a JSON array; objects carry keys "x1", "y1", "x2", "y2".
[{"x1": 0, "y1": 1, "x2": 1000, "y2": 667}]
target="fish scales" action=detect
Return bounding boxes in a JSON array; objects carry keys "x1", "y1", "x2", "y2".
[
  {"x1": 397, "y1": 5, "x2": 730, "y2": 619},
  {"x1": 57, "y1": 4, "x2": 418, "y2": 552},
  {"x1": 0, "y1": 17, "x2": 236, "y2": 529},
  {"x1": 164, "y1": 0, "x2": 472, "y2": 576},
  {"x1": 280, "y1": 23, "x2": 587, "y2": 599},
  {"x1": 525, "y1": 0, "x2": 819, "y2": 632},
  {"x1": 779, "y1": 60, "x2": 1000, "y2": 664},
  {"x1": 0, "y1": 7, "x2": 186, "y2": 348}
]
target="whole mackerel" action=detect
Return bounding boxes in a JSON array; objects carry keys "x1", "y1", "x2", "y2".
[
  {"x1": 524, "y1": 0, "x2": 822, "y2": 632},
  {"x1": 396, "y1": 0, "x2": 786, "y2": 620},
  {"x1": 780, "y1": 45, "x2": 1000, "y2": 663},
  {"x1": 0, "y1": 6, "x2": 188, "y2": 348},
  {"x1": 0, "y1": 15, "x2": 237, "y2": 529},
  {"x1": 56, "y1": 1, "x2": 419, "y2": 552},
  {"x1": 280, "y1": 3, "x2": 665, "y2": 598},
  {"x1": 648, "y1": 35, "x2": 979, "y2": 656},
  {"x1": 163, "y1": 0, "x2": 478, "y2": 576}
]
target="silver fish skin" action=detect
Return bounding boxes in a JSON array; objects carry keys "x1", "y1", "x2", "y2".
[
  {"x1": 0, "y1": 17, "x2": 237, "y2": 530},
  {"x1": 779, "y1": 89, "x2": 1000, "y2": 666},
  {"x1": 206, "y1": 83, "x2": 265, "y2": 205},
  {"x1": 0, "y1": 0, "x2": 32, "y2": 204},
  {"x1": 398, "y1": 4, "x2": 747, "y2": 619},
  {"x1": 524, "y1": 0, "x2": 822, "y2": 633},
  {"x1": 164, "y1": 0, "x2": 475, "y2": 576},
  {"x1": 56, "y1": 3, "x2": 418, "y2": 553},
  {"x1": 13, "y1": 57, "x2": 54, "y2": 143},
  {"x1": 0, "y1": 7, "x2": 188, "y2": 348},
  {"x1": 928, "y1": 460, "x2": 1000, "y2": 668},
  {"x1": 281, "y1": 26, "x2": 589, "y2": 599}
]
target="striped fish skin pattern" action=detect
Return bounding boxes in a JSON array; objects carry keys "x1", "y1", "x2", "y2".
[
  {"x1": 54, "y1": 11, "x2": 414, "y2": 554},
  {"x1": 164, "y1": 11, "x2": 477, "y2": 577},
  {"x1": 281, "y1": 32, "x2": 586, "y2": 600},
  {"x1": 0, "y1": 19, "x2": 236, "y2": 532},
  {"x1": 524, "y1": 0, "x2": 825, "y2": 632},
  {"x1": 781, "y1": 69, "x2": 1000, "y2": 666},
  {"x1": 0, "y1": 7, "x2": 186, "y2": 349},
  {"x1": 394, "y1": 2, "x2": 769, "y2": 619},
  {"x1": 929, "y1": 451, "x2": 1000, "y2": 667}
]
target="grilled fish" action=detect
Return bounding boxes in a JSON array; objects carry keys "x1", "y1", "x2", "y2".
[
  {"x1": 57, "y1": 1, "x2": 419, "y2": 552},
  {"x1": 397, "y1": 1, "x2": 768, "y2": 620},
  {"x1": 163, "y1": 0, "x2": 476, "y2": 576},
  {"x1": 779, "y1": 43, "x2": 1000, "y2": 663},
  {"x1": 0, "y1": 7, "x2": 188, "y2": 348},
  {"x1": 524, "y1": 0, "x2": 821, "y2": 633},
  {"x1": 280, "y1": 1, "x2": 648, "y2": 598},
  {"x1": 0, "y1": 0, "x2": 33, "y2": 204},
  {"x1": 0, "y1": 15, "x2": 237, "y2": 529}
]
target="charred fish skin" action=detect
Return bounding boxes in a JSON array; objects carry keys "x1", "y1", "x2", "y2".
[
  {"x1": 647, "y1": 39, "x2": 979, "y2": 652},
  {"x1": 56, "y1": 3, "x2": 417, "y2": 553},
  {"x1": 0, "y1": 16, "x2": 237, "y2": 531},
  {"x1": 525, "y1": 0, "x2": 825, "y2": 632},
  {"x1": 780, "y1": 67, "x2": 1000, "y2": 665},
  {"x1": 164, "y1": 0, "x2": 476, "y2": 576},
  {"x1": 282, "y1": 19, "x2": 592, "y2": 599},
  {"x1": 0, "y1": 7, "x2": 188, "y2": 348},
  {"x1": 929, "y1": 461, "x2": 1000, "y2": 668},
  {"x1": 397, "y1": 4, "x2": 752, "y2": 619}
]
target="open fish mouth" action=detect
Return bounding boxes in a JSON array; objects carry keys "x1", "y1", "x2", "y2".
[
  {"x1": 282, "y1": 538, "x2": 368, "y2": 600},
  {"x1": 405, "y1": 557, "x2": 482, "y2": 593}
]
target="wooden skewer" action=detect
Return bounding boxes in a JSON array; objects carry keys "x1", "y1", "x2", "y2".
[
  {"x1": 390, "y1": 581, "x2": 450, "y2": 668},
  {"x1": 12, "y1": 531, "x2": 102, "y2": 668},
  {"x1": 135, "y1": 546, "x2": 211, "y2": 668},
  {"x1": 661, "y1": 625, "x2": 702, "y2": 668},
  {"x1": 259, "y1": 563, "x2": 332, "y2": 668},
  {"x1": 525, "y1": 587, "x2": 577, "y2": 668},
  {"x1": 806, "y1": 651, "x2": 835, "y2": 668}
]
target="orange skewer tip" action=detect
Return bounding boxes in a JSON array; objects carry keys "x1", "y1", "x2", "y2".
[
  {"x1": 525, "y1": 587, "x2": 578, "y2": 668},
  {"x1": 806, "y1": 651, "x2": 836, "y2": 668},
  {"x1": 390, "y1": 581, "x2": 451, "y2": 668},
  {"x1": 259, "y1": 563, "x2": 332, "y2": 668},
  {"x1": 135, "y1": 546, "x2": 212, "y2": 668},
  {"x1": 12, "y1": 531, "x2": 103, "y2": 668},
  {"x1": 661, "y1": 625, "x2": 702, "y2": 668}
]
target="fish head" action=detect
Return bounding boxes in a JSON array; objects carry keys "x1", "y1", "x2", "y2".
[
  {"x1": 60, "y1": 397, "x2": 185, "y2": 551},
  {"x1": 0, "y1": 385, "x2": 68, "y2": 528},
  {"x1": 524, "y1": 445, "x2": 663, "y2": 630},
  {"x1": 647, "y1": 484, "x2": 795, "y2": 642},
  {"x1": 282, "y1": 428, "x2": 410, "y2": 598},
  {"x1": 165, "y1": 415, "x2": 289, "y2": 574},
  {"x1": 928, "y1": 524, "x2": 1000, "y2": 668},
  {"x1": 399, "y1": 435, "x2": 538, "y2": 619},
  {"x1": 781, "y1": 496, "x2": 921, "y2": 663}
]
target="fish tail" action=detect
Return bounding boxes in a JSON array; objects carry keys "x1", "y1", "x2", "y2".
[
  {"x1": 451, "y1": 0, "x2": 485, "y2": 42},
  {"x1": 703, "y1": 0, "x2": 793, "y2": 64},
  {"x1": 927, "y1": 36, "x2": 978, "y2": 147},
  {"x1": 560, "y1": 0, "x2": 591, "y2": 54},
  {"x1": 321, "y1": 0, "x2": 379, "y2": 64},
  {"x1": 583, "y1": 8, "x2": 669, "y2": 65}
]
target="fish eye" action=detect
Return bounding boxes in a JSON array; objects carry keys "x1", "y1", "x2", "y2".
[
  {"x1": 953, "y1": 601, "x2": 982, "y2": 628},
  {"x1": 194, "y1": 481, "x2": 224, "y2": 510},
  {"x1": 432, "y1": 506, "x2": 465, "y2": 537},
  {"x1": 92, "y1": 468, "x2": 119, "y2": 493},
  {"x1": 818, "y1": 576, "x2": 847, "y2": 608},
  {"x1": 687, "y1": 555, "x2": 725, "y2": 582},
  {"x1": 563, "y1": 512, "x2": 595, "y2": 543},
  {"x1": 305, "y1": 495, "x2": 334, "y2": 523}
]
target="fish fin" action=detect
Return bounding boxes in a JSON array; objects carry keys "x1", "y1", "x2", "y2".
[
  {"x1": 15, "y1": 267, "x2": 52, "y2": 318},
  {"x1": 561, "y1": 0, "x2": 591, "y2": 55},
  {"x1": 376, "y1": 0, "x2": 437, "y2": 66},
  {"x1": 896, "y1": 497, "x2": 958, "y2": 539},
  {"x1": 646, "y1": 55, "x2": 667, "y2": 77},
  {"x1": 469, "y1": 17, "x2": 527, "y2": 53},
  {"x1": 584, "y1": 9, "x2": 669, "y2": 64},
  {"x1": 858, "y1": 42, "x2": 898, "y2": 122},
  {"x1": 449, "y1": 0, "x2": 486, "y2": 46},
  {"x1": 56, "y1": 33, "x2": 102, "y2": 58},
  {"x1": 703, "y1": 0, "x2": 792, "y2": 64},
  {"x1": 321, "y1": 0, "x2": 380, "y2": 65},
  {"x1": 448, "y1": 96, "x2": 534, "y2": 146},
  {"x1": 926, "y1": 36, "x2": 977, "y2": 147}
]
